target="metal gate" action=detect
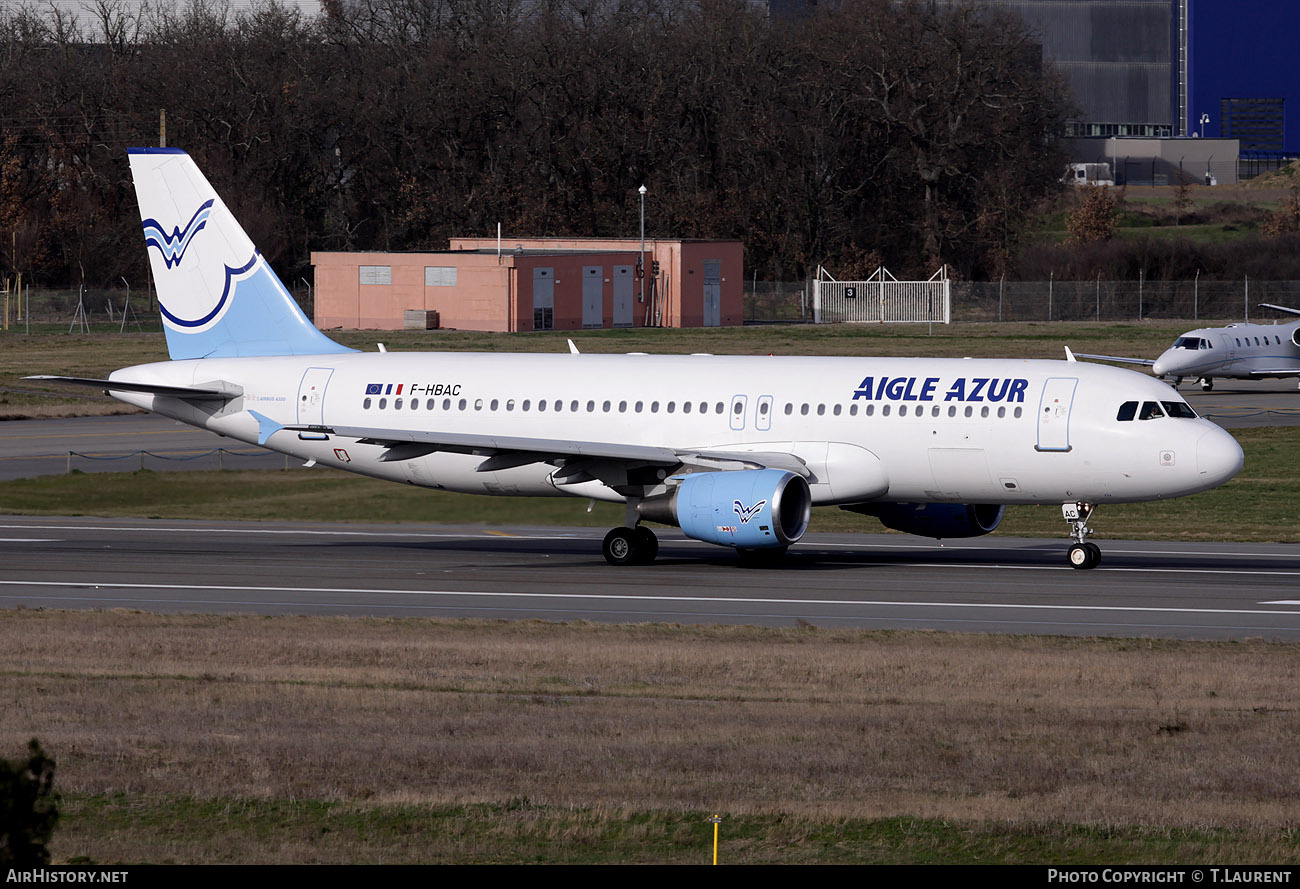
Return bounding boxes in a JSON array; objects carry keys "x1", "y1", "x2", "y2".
[{"x1": 813, "y1": 265, "x2": 950, "y2": 324}]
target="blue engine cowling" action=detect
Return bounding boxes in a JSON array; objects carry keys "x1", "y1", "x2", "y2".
[
  {"x1": 638, "y1": 469, "x2": 812, "y2": 549},
  {"x1": 844, "y1": 502, "x2": 1004, "y2": 539}
]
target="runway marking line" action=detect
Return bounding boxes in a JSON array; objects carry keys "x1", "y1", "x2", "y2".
[{"x1": 2, "y1": 579, "x2": 1299, "y2": 619}]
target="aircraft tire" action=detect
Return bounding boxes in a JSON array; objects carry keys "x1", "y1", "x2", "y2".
[
  {"x1": 603, "y1": 527, "x2": 640, "y2": 566},
  {"x1": 632, "y1": 527, "x2": 658, "y2": 564},
  {"x1": 1068, "y1": 542, "x2": 1100, "y2": 570}
]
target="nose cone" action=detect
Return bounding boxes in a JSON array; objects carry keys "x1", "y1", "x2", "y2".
[
  {"x1": 1196, "y1": 426, "x2": 1244, "y2": 488},
  {"x1": 1152, "y1": 349, "x2": 1184, "y2": 378}
]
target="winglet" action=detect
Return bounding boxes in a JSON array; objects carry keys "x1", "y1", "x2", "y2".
[
  {"x1": 568, "y1": 339, "x2": 580, "y2": 354},
  {"x1": 248, "y1": 410, "x2": 284, "y2": 446},
  {"x1": 1064, "y1": 346, "x2": 1077, "y2": 362}
]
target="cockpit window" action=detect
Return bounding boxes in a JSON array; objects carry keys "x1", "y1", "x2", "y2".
[
  {"x1": 1138, "y1": 401, "x2": 1165, "y2": 420},
  {"x1": 1116, "y1": 401, "x2": 1137, "y2": 421},
  {"x1": 1162, "y1": 401, "x2": 1198, "y2": 419},
  {"x1": 1173, "y1": 336, "x2": 1212, "y2": 350}
]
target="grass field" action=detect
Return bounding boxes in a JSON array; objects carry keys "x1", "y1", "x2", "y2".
[{"x1": 5, "y1": 613, "x2": 1300, "y2": 864}]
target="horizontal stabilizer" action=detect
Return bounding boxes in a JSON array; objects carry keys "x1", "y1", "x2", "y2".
[
  {"x1": 24, "y1": 375, "x2": 242, "y2": 401},
  {"x1": 1258, "y1": 303, "x2": 1300, "y2": 317}
]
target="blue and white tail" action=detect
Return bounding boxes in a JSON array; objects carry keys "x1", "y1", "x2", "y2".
[{"x1": 128, "y1": 148, "x2": 353, "y2": 360}]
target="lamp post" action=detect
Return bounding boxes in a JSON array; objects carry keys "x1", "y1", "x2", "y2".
[
  {"x1": 1199, "y1": 113, "x2": 1209, "y2": 138},
  {"x1": 638, "y1": 185, "x2": 647, "y2": 304}
]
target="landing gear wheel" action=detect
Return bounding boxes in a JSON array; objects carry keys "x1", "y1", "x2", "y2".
[
  {"x1": 1068, "y1": 543, "x2": 1099, "y2": 570},
  {"x1": 1200, "y1": 378, "x2": 1214, "y2": 391},
  {"x1": 632, "y1": 526, "x2": 658, "y2": 564},
  {"x1": 1085, "y1": 541, "x2": 1102, "y2": 567},
  {"x1": 1062, "y1": 501, "x2": 1101, "y2": 570},
  {"x1": 602, "y1": 527, "x2": 638, "y2": 566}
]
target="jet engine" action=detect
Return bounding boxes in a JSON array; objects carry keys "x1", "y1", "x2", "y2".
[
  {"x1": 639, "y1": 469, "x2": 811, "y2": 549},
  {"x1": 844, "y1": 502, "x2": 1005, "y2": 539}
]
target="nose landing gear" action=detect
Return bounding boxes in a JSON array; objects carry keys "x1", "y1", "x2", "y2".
[{"x1": 1063, "y1": 501, "x2": 1101, "y2": 569}]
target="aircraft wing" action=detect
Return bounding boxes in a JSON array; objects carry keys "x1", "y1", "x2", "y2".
[
  {"x1": 1258, "y1": 303, "x2": 1300, "y2": 317},
  {"x1": 23, "y1": 375, "x2": 243, "y2": 401},
  {"x1": 1247, "y1": 368, "x2": 1300, "y2": 377},
  {"x1": 275, "y1": 420, "x2": 810, "y2": 479},
  {"x1": 1070, "y1": 353, "x2": 1156, "y2": 367}
]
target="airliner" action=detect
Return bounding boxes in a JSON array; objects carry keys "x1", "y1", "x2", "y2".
[
  {"x1": 29, "y1": 149, "x2": 1245, "y2": 570},
  {"x1": 1077, "y1": 306, "x2": 1300, "y2": 390}
]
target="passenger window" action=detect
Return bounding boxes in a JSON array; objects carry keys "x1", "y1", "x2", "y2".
[
  {"x1": 395, "y1": 398, "x2": 403, "y2": 409},
  {"x1": 666, "y1": 402, "x2": 674, "y2": 413},
  {"x1": 363, "y1": 397, "x2": 372, "y2": 410},
  {"x1": 603, "y1": 400, "x2": 612, "y2": 412},
  {"x1": 1116, "y1": 401, "x2": 1137, "y2": 421},
  {"x1": 1014, "y1": 407, "x2": 1022, "y2": 418},
  {"x1": 964, "y1": 406, "x2": 973, "y2": 417},
  {"x1": 997, "y1": 406, "x2": 1005, "y2": 418},
  {"x1": 538, "y1": 400, "x2": 546, "y2": 412},
  {"x1": 443, "y1": 398, "x2": 451, "y2": 410},
  {"x1": 506, "y1": 399, "x2": 515, "y2": 411},
  {"x1": 898, "y1": 405, "x2": 907, "y2": 417},
  {"x1": 587, "y1": 400, "x2": 595, "y2": 412},
  {"x1": 682, "y1": 401, "x2": 691, "y2": 414},
  {"x1": 474, "y1": 399, "x2": 483, "y2": 411},
  {"x1": 490, "y1": 399, "x2": 499, "y2": 410},
  {"x1": 379, "y1": 398, "x2": 387, "y2": 409},
  {"x1": 800, "y1": 404, "x2": 809, "y2": 415},
  {"x1": 635, "y1": 401, "x2": 643, "y2": 412},
  {"x1": 715, "y1": 402, "x2": 724, "y2": 414},
  {"x1": 619, "y1": 400, "x2": 628, "y2": 412},
  {"x1": 816, "y1": 404, "x2": 825, "y2": 416},
  {"x1": 881, "y1": 404, "x2": 891, "y2": 416},
  {"x1": 931, "y1": 405, "x2": 940, "y2": 417},
  {"x1": 522, "y1": 400, "x2": 530, "y2": 411},
  {"x1": 980, "y1": 406, "x2": 989, "y2": 418},
  {"x1": 833, "y1": 404, "x2": 841, "y2": 416},
  {"x1": 784, "y1": 403, "x2": 793, "y2": 415},
  {"x1": 1138, "y1": 401, "x2": 1164, "y2": 420},
  {"x1": 571, "y1": 400, "x2": 579, "y2": 412},
  {"x1": 865, "y1": 404, "x2": 875, "y2": 416},
  {"x1": 849, "y1": 404, "x2": 858, "y2": 416},
  {"x1": 426, "y1": 399, "x2": 435, "y2": 410}
]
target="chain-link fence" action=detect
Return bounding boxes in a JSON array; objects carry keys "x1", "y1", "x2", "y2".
[
  {"x1": 745, "y1": 279, "x2": 1300, "y2": 324},
  {"x1": 0, "y1": 282, "x2": 316, "y2": 331},
  {"x1": 951, "y1": 279, "x2": 1300, "y2": 323}
]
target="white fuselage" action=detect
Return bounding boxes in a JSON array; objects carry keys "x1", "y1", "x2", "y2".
[
  {"x1": 1152, "y1": 320, "x2": 1300, "y2": 380},
  {"x1": 107, "y1": 352, "x2": 1244, "y2": 509}
]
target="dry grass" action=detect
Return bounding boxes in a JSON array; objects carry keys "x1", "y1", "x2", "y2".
[{"x1": 3, "y1": 610, "x2": 1299, "y2": 862}]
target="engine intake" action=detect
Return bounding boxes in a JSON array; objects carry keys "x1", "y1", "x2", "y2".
[{"x1": 639, "y1": 469, "x2": 811, "y2": 549}]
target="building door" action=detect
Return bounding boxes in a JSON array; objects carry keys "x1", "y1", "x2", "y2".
[
  {"x1": 702, "y1": 259, "x2": 721, "y2": 327},
  {"x1": 583, "y1": 266, "x2": 604, "y2": 328},
  {"x1": 533, "y1": 268, "x2": 554, "y2": 330},
  {"x1": 613, "y1": 265, "x2": 633, "y2": 327}
]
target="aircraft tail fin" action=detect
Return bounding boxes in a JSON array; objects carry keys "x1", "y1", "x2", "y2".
[{"x1": 127, "y1": 148, "x2": 353, "y2": 360}]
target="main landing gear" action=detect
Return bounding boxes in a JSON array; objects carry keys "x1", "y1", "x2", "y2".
[
  {"x1": 602, "y1": 526, "x2": 658, "y2": 566},
  {"x1": 1063, "y1": 501, "x2": 1101, "y2": 570},
  {"x1": 1199, "y1": 377, "x2": 1214, "y2": 391}
]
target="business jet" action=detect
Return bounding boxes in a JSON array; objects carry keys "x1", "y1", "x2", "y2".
[
  {"x1": 28, "y1": 149, "x2": 1245, "y2": 570},
  {"x1": 1076, "y1": 306, "x2": 1300, "y2": 390}
]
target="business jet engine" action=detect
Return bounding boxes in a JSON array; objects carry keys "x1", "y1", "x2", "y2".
[
  {"x1": 843, "y1": 502, "x2": 1005, "y2": 539},
  {"x1": 638, "y1": 468, "x2": 812, "y2": 549}
]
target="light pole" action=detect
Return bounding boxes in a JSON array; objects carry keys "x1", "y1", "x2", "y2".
[
  {"x1": 1199, "y1": 113, "x2": 1209, "y2": 138},
  {"x1": 638, "y1": 185, "x2": 647, "y2": 304}
]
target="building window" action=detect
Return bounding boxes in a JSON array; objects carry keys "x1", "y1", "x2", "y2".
[
  {"x1": 425, "y1": 266, "x2": 457, "y2": 287},
  {"x1": 360, "y1": 265, "x2": 391, "y2": 285},
  {"x1": 534, "y1": 308, "x2": 553, "y2": 330}
]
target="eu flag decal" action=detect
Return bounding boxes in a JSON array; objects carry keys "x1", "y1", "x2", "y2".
[{"x1": 365, "y1": 383, "x2": 383, "y2": 395}]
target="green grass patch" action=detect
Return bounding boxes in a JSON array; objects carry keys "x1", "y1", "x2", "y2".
[
  {"x1": 56, "y1": 793, "x2": 1290, "y2": 864},
  {"x1": 1, "y1": 427, "x2": 1293, "y2": 543}
]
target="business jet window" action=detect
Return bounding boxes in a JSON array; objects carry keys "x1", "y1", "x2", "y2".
[
  {"x1": 1162, "y1": 401, "x2": 1198, "y2": 419},
  {"x1": 1138, "y1": 401, "x2": 1164, "y2": 420}
]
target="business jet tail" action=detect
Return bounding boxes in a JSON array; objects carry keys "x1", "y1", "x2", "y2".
[{"x1": 127, "y1": 148, "x2": 353, "y2": 361}]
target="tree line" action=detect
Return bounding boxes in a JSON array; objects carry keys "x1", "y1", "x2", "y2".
[{"x1": 0, "y1": 0, "x2": 1071, "y2": 290}]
